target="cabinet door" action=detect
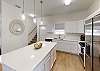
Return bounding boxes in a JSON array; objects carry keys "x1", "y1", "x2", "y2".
[
  {"x1": 65, "y1": 22, "x2": 77, "y2": 33},
  {"x1": 56, "y1": 41, "x2": 62, "y2": 50},
  {"x1": 51, "y1": 48, "x2": 56, "y2": 68},
  {"x1": 3, "y1": 64, "x2": 15, "y2": 71},
  {"x1": 65, "y1": 20, "x2": 84, "y2": 33},
  {"x1": 46, "y1": 24, "x2": 53, "y2": 33},
  {"x1": 33, "y1": 62, "x2": 44, "y2": 71},
  {"x1": 44, "y1": 57, "x2": 51, "y2": 71},
  {"x1": 56, "y1": 41, "x2": 65, "y2": 51},
  {"x1": 56, "y1": 41, "x2": 79, "y2": 54},
  {"x1": 67, "y1": 41, "x2": 79, "y2": 54},
  {"x1": 77, "y1": 20, "x2": 84, "y2": 33},
  {"x1": 56, "y1": 41, "x2": 69, "y2": 52},
  {"x1": 53, "y1": 47, "x2": 56, "y2": 62}
]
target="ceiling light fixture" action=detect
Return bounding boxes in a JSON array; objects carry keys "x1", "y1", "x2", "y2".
[
  {"x1": 40, "y1": 26, "x2": 46, "y2": 30},
  {"x1": 40, "y1": 21, "x2": 43, "y2": 25},
  {"x1": 21, "y1": 14, "x2": 26, "y2": 20},
  {"x1": 21, "y1": 0, "x2": 26, "y2": 20},
  {"x1": 33, "y1": 18, "x2": 37, "y2": 23},
  {"x1": 33, "y1": 0, "x2": 37, "y2": 23},
  {"x1": 64, "y1": 0, "x2": 72, "y2": 6},
  {"x1": 29, "y1": 14, "x2": 35, "y2": 17}
]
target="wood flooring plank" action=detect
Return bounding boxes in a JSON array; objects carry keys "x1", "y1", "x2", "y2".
[
  {"x1": 51, "y1": 51, "x2": 85, "y2": 71},
  {"x1": 0, "y1": 64, "x2": 2, "y2": 71}
]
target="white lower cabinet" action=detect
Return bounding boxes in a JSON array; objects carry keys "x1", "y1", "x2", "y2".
[
  {"x1": 51, "y1": 47, "x2": 56, "y2": 68},
  {"x1": 3, "y1": 64, "x2": 16, "y2": 71},
  {"x1": 44, "y1": 57, "x2": 51, "y2": 71},
  {"x1": 33, "y1": 62, "x2": 44, "y2": 71},
  {"x1": 56, "y1": 40, "x2": 80, "y2": 55},
  {"x1": 33, "y1": 48, "x2": 56, "y2": 71}
]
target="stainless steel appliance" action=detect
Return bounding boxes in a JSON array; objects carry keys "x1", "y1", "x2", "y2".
[{"x1": 85, "y1": 14, "x2": 100, "y2": 71}]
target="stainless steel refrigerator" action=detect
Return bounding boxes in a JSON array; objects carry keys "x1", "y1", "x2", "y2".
[{"x1": 85, "y1": 14, "x2": 100, "y2": 71}]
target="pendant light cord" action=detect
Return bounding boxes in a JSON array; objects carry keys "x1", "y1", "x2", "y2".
[
  {"x1": 22, "y1": 0, "x2": 25, "y2": 14},
  {"x1": 34, "y1": 0, "x2": 36, "y2": 17},
  {"x1": 40, "y1": 0, "x2": 43, "y2": 21}
]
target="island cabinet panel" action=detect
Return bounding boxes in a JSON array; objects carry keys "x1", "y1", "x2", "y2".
[
  {"x1": 44, "y1": 57, "x2": 51, "y2": 71},
  {"x1": 33, "y1": 47, "x2": 56, "y2": 71},
  {"x1": 50, "y1": 47, "x2": 56, "y2": 68},
  {"x1": 33, "y1": 62, "x2": 44, "y2": 71},
  {"x1": 3, "y1": 64, "x2": 15, "y2": 71}
]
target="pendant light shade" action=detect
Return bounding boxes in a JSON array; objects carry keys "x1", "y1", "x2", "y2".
[
  {"x1": 40, "y1": 21, "x2": 43, "y2": 25},
  {"x1": 33, "y1": 0, "x2": 37, "y2": 23},
  {"x1": 64, "y1": 0, "x2": 72, "y2": 6},
  {"x1": 21, "y1": 14, "x2": 25, "y2": 20},
  {"x1": 33, "y1": 18, "x2": 37, "y2": 23}
]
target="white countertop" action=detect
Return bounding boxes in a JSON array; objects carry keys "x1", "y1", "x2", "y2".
[
  {"x1": 53, "y1": 39, "x2": 79, "y2": 42},
  {"x1": 1, "y1": 42, "x2": 57, "y2": 71}
]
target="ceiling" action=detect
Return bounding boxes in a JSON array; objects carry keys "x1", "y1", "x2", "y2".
[{"x1": 4, "y1": 0, "x2": 94, "y2": 17}]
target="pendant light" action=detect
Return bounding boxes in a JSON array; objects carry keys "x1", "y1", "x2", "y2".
[
  {"x1": 21, "y1": 0, "x2": 25, "y2": 20},
  {"x1": 15, "y1": 0, "x2": 21, "y2": 8},
  {"x1": 33, "y1": 0, "x2": 37, "y2": 23},
  {"x1": 64, "y1": 0, "x2": 72, "y2": 6},
  {"x1": 40, "y1": 0, "x2": 43, "y2": 25}
]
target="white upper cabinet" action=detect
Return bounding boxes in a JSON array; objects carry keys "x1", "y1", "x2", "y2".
[
  {"x1": 65, "y1": 20, "x2": 84, "y2": 33},
  {"x1": 46, "y1": 24, "x2": 54, "y2": 33},
  {"x1": 45, "y1": 20, "x2": 84, "y2": 34}
]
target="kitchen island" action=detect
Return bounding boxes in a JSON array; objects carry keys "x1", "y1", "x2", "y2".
[{"x1": 1, "y1": 42, "x2": 57, "y2": 71}]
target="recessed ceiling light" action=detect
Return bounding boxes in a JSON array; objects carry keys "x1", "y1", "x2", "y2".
[{"x1": 64, "y1": 0, "x2": 72, "y2": 6}]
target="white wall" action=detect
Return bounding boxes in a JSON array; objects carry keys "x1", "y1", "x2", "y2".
[
  {"x1": 37, "y1": 10, "x2": 87, "y2": 41},
  {"x1": 1, "y1": 1, "x2": 28, "y2": 54},
  {"x1": 27, "y1": 16, "x2": 37, "y2": 43}
]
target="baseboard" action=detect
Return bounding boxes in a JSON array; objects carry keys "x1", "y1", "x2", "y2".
[{"x1": 56, "y1": 50, "x2": 78, "y2": 56}]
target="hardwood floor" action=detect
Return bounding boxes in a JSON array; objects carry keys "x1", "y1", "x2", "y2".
[
  {"x1": 51, "y1": 51, "x2": 85, "y2": 71},
  {"x1": 0, "y1": 64, "x2": 2, "y2": 71},
  {"x1": 0, "y1": 52, "x2": 85, "y2": 71}
]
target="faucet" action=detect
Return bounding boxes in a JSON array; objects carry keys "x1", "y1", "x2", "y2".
[{"x1": 58, "y1": 34, "x2": 61, "y2": 39}]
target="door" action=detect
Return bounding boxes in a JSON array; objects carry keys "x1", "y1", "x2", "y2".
[
  {"x1": 93, "y1": 14, "x2": 100, "y2": 71},
  {"x1": 85, "y1": 18, "x2": 93, "y2": 71},
  {"x1": 85, "y1": 14, "x2": 100, "y2": 71}
]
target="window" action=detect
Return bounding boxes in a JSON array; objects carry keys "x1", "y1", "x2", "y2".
[{"x1": 54, "y1": 23, "x2": 65, "y2": 34}]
